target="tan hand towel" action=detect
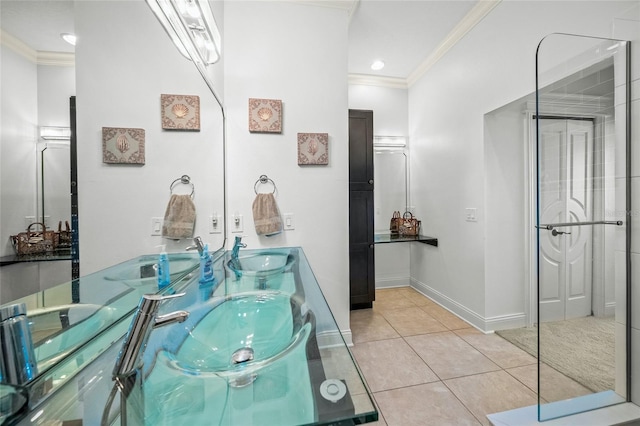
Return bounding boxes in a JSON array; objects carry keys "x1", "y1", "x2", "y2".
[
  {"x1": 252, "y1": 193, "x2": 283, "y2": 236},
  {"x1": 162, "y1": 194, "x2": 196, "y2": 240}
]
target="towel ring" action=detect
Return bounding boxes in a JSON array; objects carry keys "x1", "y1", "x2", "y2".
[
  {"x1": 170, "y1": 174, "x2": 195, "y2": 197},
  {"x1": 254, "y1": 174, "x2": 277, "y2": 194}
]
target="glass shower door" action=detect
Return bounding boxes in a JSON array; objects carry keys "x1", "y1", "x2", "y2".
[{"x1": 535, "y1": 33, "x2": 630, "y2": 421}]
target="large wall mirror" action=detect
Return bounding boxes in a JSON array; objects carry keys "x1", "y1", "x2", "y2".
[{"x1": 0, "y1": 0, "x2": 226, "y2": 383}]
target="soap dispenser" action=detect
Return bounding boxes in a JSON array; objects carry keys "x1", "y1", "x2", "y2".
[
  {"x1": 199, "y1": 243, "x2": 215, "y2": 284},
  {"x1": 156, "y1": 245, "x2": 171, "y2": 290}
]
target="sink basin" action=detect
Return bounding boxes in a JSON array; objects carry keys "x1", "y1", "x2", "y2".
[
  {"x1": 226, "y1": 252, "x2": 294, "y2": 278},
  {"x1": 164, "y1": 291, "x2": 308, "y2": 376},
  {"x1": 104, "y1": 254, "x2": 198, "y2": 287}
]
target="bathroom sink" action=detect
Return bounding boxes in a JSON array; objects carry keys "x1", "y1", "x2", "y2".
[
  {"x1": 226, "y1": 252, "x2": 294, "y2": 278},
  {"x1": 104, "y1": 254, "x2": 198, "y2": 287},
  {"x1": 164, "y1": 291, "x2": 308, "y2": 377}
]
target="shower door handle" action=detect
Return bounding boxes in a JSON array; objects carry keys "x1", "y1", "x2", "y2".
[{"x1": 551, "y1": 229, "x2": 571, "y2": 236}]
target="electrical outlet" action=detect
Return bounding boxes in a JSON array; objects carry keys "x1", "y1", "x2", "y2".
[
  {"x1": 209, "y1": 215, "x2": 222, "y2": 234},
  {"x1": 150, "y1": 217, "x2": 163, "y2": 236},
  {"x1": 283, "y1": 213, "x2": 295, "y2": 230},
  {"x1": 231, "y1": 214, "x2": 243, "y2": 233},
  {"x1": 465, "y1": 208, "x2": 477, "y2": 222}
]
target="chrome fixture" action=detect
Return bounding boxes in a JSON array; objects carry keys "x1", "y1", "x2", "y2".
[
  {"x1": 0, "y1": 303, "x2": 38, "y2": 385},
  {"x1": 186, "y1": 235, "x2": 205, "y2": 255},
  {"x1": 146, "y1": 0, "x2": 222, "y2": 65},
  {"x1": 231, "y1": 236, "x2": 246, "y2": 262},
  {"x1": 538, "y1": 220, "x2": 623, "y2": 231},
  {"x1": 102, "y1": 293, "x2": 189, "y2": 425}
]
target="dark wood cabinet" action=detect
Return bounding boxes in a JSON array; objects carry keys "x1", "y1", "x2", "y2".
[{"x1": 349, "y1": 109, "x2": 375, "y2": 309}]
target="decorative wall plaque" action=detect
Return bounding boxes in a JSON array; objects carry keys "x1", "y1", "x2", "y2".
[
  {"x1": 161, "y1": 94, "x2": 200, "y2": 131},
  {"x1": 102, "y1": 127, "x2": 145, "y2": 164},
  {"x1": 297, "y1": 133, "x2": 328, "y2": 165},
  {"x1": 249, "y1": 98, "x2": 283, "y2": 133}
]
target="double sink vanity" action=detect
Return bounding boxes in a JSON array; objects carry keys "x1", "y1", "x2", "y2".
[{"x1": 0, "y1": 247, "x2": 377, "y2": 425}]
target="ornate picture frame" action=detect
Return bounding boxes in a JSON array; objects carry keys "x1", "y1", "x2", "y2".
[
  {"x1": 248, "y1": 98, "x2": 283, "y2": 133},
  {"x1": 102, "y1": 127, "x2": 145, "y2": 165},
  {"x1": 297, "y1": 133, "x2": 328, "y2": 165},
  {"x1": 161, "y1": 94, "x2": 201, "y2": 131}
]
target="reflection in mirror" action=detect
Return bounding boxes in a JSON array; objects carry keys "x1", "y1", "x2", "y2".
[
  {"x1": 373, "y1": 137, "x2": 409, "y2": 233},
  {"x1": 37, "y1": 140, "x2": 71, "y2": 246},
  {"x1": 535, "y1": 34, "x2": 628, "y2": 421}
]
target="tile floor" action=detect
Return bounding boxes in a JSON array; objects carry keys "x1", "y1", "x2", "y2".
[{"x1": 348, "y1": 287, "x2": 592, "y2": 426}]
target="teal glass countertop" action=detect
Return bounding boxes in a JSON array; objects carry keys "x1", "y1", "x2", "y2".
[{"x1": 4, "y1": 247, "x2": 377, "y2": 425}]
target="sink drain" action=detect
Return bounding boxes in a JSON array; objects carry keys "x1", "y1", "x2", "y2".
[{"x1": 231, "y1": 347, "x2": 255, "y2": 364}]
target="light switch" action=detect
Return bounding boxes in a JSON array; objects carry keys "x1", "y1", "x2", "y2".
[
  {"x1": 465, "y1": 208, "x2": 477, "y2": 222},
  {"x1": 284, "y1": 213, "x2": 295, "y2": 230},
  {"x1": 151, "y1": 217, "x2": 163, "y2": 236},
  {"x1": 209, "y1": 214, "x2": 222, "y2": 234},
  {"x1": 231, "y1": 214, "x2": 243, "y2": 233}
]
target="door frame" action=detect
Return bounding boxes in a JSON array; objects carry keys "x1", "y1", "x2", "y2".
[{"x1": 524, "y1": 109, "x2": 606, "y2": 326}]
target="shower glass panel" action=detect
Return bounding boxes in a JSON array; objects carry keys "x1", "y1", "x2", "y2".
[{"x1": 536, "y1": 33, "x2": 629, "y2": 421}]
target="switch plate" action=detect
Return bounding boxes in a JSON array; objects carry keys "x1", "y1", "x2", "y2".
[
  {"x1": 283, "y1": 213, "x2": 295, "y2": 230},
  {"x1": 465, "y1": 208, "x2": 477, "y2": 222},
  {"x1": 231, "y1": 214, "x2": 243, "y2": 233},
  {"x1": 209, "y1": 215, "x2": 222, "y2": 234},
  {"x1": 150, "y1": 217, "x2": 163, "y2": 236},
  {"x1": 24, "y1": 216, "x2": 36, "y2": 228}
]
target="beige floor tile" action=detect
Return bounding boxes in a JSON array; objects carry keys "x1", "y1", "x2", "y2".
[
  {"x1": 419, "y1": 303, "x2": 471, "y2": 330},
  {"x1": 444, "y1": 370, "x2": 538, "y2": 426},
  {"x1": 454, "y1": 328, "x2": 537, "y2": 369},
  {"x1": 351, "y1": 338, "x2": 439, "y2": 392},
  {"x1": 350, "y1": 309, "x2": 400, "y2": 343},
  {"x1": 351, "y1": 392, "x2": 387, "y2": 425},
  {"x1": 507, "y1": 363, "x2": 592, "y2": 403},
  {"x1": 319, "y1": 346, "x2": 367, "y2": 396},
  {"x1": 372, "y1": 289, "x2": 418, "y2": 311},
  {"x1": 405, "y1": 332, "x2": 501, "y2": 380},
  {"x1": 374, "y1": 383, "x2": 482, "y2": 426},
  {"x1": 380, "y1": 307, "x2": 448, "y2": 336}
]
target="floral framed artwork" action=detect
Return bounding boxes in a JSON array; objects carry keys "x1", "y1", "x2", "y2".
[
  {"x1": 248, "y1": 98, "x2": 283, "y2": 133},
  {"x1": 102, "y1": 127, "x2": 145, "y2": 165},
  {"x1": 297, "y1": 133, "x2": 328, "y2": 165},
  {"x1": 161, "y1": 94, "x2": 200, "y2": 131}
]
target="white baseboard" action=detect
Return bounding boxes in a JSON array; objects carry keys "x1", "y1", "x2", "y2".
[
  {"x1": 375, "y1": 277, "x2": 410, "y2": 289},
  {"x1": 410, "y1": 278, "x2": 526, "y2": 333},
  {"x1": 316, "y1": 329, "x2": 353, "y2": 349}
]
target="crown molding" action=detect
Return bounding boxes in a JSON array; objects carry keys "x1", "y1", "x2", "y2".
[
  {"x1": 348, "y1": 73, "x2": 408, "y2": 89},
  {"x1": 1, "y1": 29, "x2": 75, "y2": 66},
  {"x1": 407, "y1": 0, "x2": 502, "y2": 87},
  {"x1": 287, "y1": 0, "x2": 359, "y2": 19}
]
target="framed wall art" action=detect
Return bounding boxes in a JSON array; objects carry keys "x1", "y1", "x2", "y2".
[
  {"x1": 161, "y1": 94, "x2": 200, "y2": 131},
  {"x1": 249, "y1": 98, "x2": 283, "y2": 133},
  {"x1": 102, "y1": 127, "x2": 145, "y2": 165},
  {"x1": 297, "y1": 133, "x2": 328, "y2": 165}
]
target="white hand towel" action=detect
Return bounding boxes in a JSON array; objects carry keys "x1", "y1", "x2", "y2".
[{"x1": 162, "y1": 194, "x2": 196, "y2": 240}]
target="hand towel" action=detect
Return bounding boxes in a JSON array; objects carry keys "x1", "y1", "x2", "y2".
[
  {"x1": 162, "y1": 194, "x2": 196, "y2": 240},
  {"x1": 252, "y1": 193, "x2": 283, "y2": 236}
]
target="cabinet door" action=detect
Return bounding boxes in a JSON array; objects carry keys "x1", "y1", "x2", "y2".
[{"x1": 349, "y1": 190, "x2": 375, "y2": 306}]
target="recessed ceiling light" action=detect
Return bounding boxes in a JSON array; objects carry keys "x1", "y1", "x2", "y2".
[
  {"x1": 371, "y1": 60, "x2": 385, "y2": 71},
  {"x1": 61, "y1": 33, "x2": 76, "y2": 46}
]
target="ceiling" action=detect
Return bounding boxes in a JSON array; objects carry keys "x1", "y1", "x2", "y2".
[{"x1": 1, "y1": 0, "x2": 488, "y2": 83}]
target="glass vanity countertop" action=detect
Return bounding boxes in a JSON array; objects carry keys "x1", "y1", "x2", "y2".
[
  {"x1": 1, "y1": 251, "x2": 201, "y2": 412},
  {"x1": 144, "y1": 246, "x2": 378, "y2": 425}
]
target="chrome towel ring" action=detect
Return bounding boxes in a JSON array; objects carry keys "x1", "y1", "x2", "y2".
[
  {"x1": 170, "y1": 174, "x2": 195, "y2": 197},
  {"x1": 254, "y1": 174, "x2": 277, "y2": 194}
]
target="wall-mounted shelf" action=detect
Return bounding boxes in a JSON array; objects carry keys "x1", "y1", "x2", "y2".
[{"x1": 374, "y1": 233, "x2": 438, "y2": 247}]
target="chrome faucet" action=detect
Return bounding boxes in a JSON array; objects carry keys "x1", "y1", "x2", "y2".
[
  {"x1": 186, "y1": 236, "x2": 205, "y2": 255},
  {"x1": 102, "y1": 293, "x2": 189, "y2": 425}
]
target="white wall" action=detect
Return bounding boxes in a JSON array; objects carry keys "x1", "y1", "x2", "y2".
[
  {"x1": 349, "y1": 84, "x2": 411, "y2": 288},
  {"x1": 75, "y1": 1, "x2": 225, "y2": 275},
  {"x1": 224, "y1": 1, "x2": 350, "y2": 333},
  {"x1": 408, "y1": 0, "x2": 639, "y2": 331}
]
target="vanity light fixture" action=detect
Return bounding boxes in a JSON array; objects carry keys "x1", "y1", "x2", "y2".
[
  {"x1": 60, "y1": 33, "x2": 76, "y2": 46},
  {"x1": 146, "y1": 0, "x2": 222, "y2": 65},
  {"x1": 370, "y1": 60, "x2": 385, "y2": 71},
  {"x1": 40, "y1": 126, "x2": 71, "y2": 141}
]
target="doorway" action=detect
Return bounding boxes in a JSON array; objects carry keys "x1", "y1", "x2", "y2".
[{"x1": 536, "y1": 117, "x2": 595, "y2": 322}]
